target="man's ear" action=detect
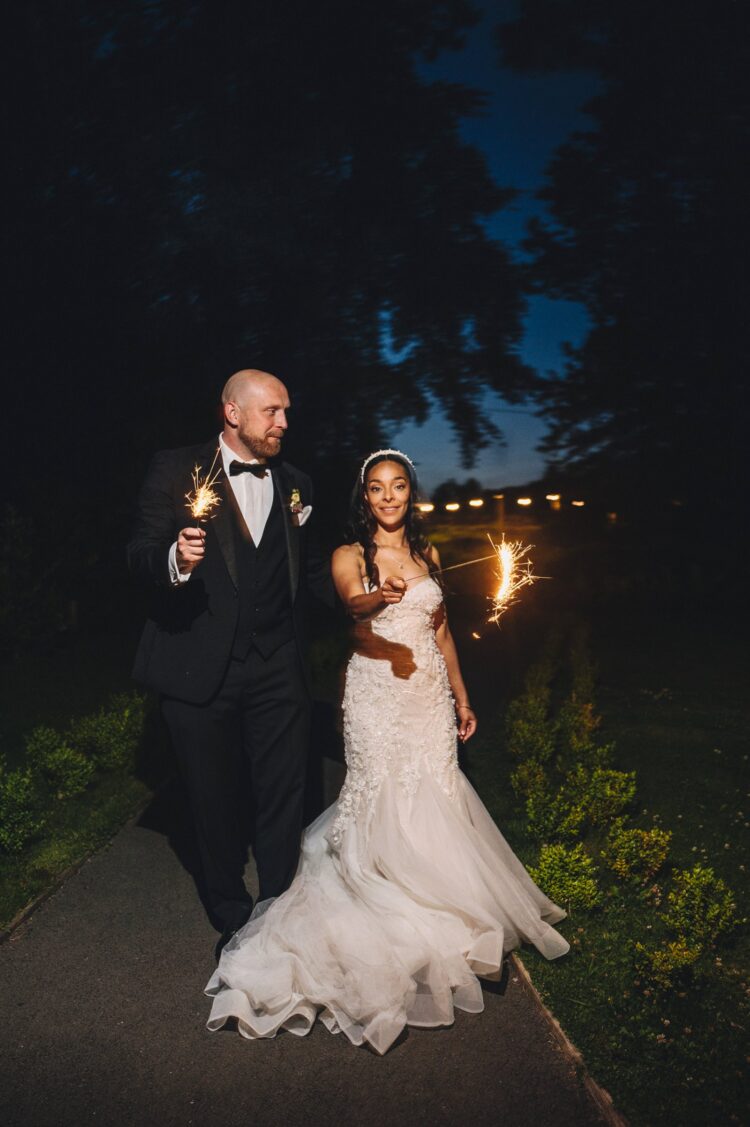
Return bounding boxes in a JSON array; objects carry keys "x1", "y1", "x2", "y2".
[{"x1": 224, "y1": 401, "x2": 239, "y2": 429}]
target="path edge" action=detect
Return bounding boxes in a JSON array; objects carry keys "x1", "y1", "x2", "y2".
[
  {"x1": 0, "y1": 779, "x2": 171, "y2": 945},
  {"x1": 510, "y1": 952, "x2": 629, "y2": 1127}
]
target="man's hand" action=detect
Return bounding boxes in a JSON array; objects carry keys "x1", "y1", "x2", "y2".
[{"x1": 176, "y1": 527, "x2": 206, "y2": 574}]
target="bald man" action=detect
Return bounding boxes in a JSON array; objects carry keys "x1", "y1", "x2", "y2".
[{"x1": 128, "y1": 370, "x2": 332, "y2": 955}]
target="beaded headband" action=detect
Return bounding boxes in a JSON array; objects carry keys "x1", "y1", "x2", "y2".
[{"x1": 360, "y1": 448, "x2": 415, "y2": 483}]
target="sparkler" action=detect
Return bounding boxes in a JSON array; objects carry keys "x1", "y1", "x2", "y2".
[
  {"x1": 185, "y1": 447, "x2": 222, "y2": 525},
  {"x1": 487, "y1": 535, "x2": 539, "y2": 624},
  {"x1": 403, "y1": 533, "x2": 542, "y2": 624}
]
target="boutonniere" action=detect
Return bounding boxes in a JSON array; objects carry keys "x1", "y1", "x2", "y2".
[{"x1": 289, "y1": 487, "x2": 304, "y2": 514}]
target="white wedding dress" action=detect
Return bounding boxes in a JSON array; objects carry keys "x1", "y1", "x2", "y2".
[{"x1": 205, "y1": 577, "x2": 569, "y2": 1054}]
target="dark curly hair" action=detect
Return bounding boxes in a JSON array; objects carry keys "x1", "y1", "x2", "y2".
[{"x1": 346, "y1": 452, "x2": 440, "y2": 590}]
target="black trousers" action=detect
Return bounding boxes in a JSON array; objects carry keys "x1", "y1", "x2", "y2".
[{"x1": 161, "y1": 639, "x2": 311, "y2": 932}]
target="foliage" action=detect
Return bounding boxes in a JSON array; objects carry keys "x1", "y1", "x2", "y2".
[
  {"x1": 525, "y1": 764, "x2": 636, "y2": 842},
  {"x1": 664, "y1": 865, "x2": 738, "y2": 949},
  {"x1": 530, "y1": 842, "x2": 601, "y2": 911},
  {"x1": 633, "y1": 937, "x2": 702, "y2": 991},
  {"x1": 8, "y1": 0, "x2": 535, "y2": 537},
  {"x1": 0, "y1": 764, "x2": 45, "y2": 854},
  {"x1": 556, "y1": 694, "x2": 602, "y2": 768},
  {"x1": 526, "y1": 784, "x2": 585, "y2": 843},
  {"x1": 603, "y1": 825, "x2": 672, "y2": 884},
  {"x1": 498, "y1": 1, "x2": 748, "y2": 519},
  {"x1": 505, "y1": 691, "x2": 556, "y2": 762},
  {"x1": 68, "y1": 693, "x2": 146, "y2": 771},
  {"x1": 510, "y1": 757, "x2": 548, "y2": 799},
  {"x1": 25, "y1": 726, "x2": 94, "y2": 799},
  {"x1": 576, "y1": 765, "x2": 636, "y2": 827}
]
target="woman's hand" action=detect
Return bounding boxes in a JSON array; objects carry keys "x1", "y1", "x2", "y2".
[
  {"x1": 380, "y1": 575, "x2": 407, "y2": 604},
  {"x1": 456, "y1": 704, "x2": 477, "y2": 743}
]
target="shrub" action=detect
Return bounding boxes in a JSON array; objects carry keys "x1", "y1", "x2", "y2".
[
  {"x1": 526, "y1": 787, "x2": 586, "y2": 843},
  {"x1": 556, "y1": 694, "x2": 601, "y2": 764},
  {"x1": 603, "y1": 826, "x2": 672, "y2": 883},
  {"x1": 577, "y1": 766, "x2": 636, "y2": 827},
  {"x1": 0, "y1": 763, "x2": 45, "y2": 853},
  {"x1": 505, "y1": 693, "x2": 556, "y2": 762},
  {"x1": 634, "y1": 937, "x2": 702, "y2": 990},
  {"x1": 530, "y1": 842, "x2": 601, "y2": 910},
  {"x1": 510, "y1": 758, "x2": 548, "y2": 799},
  {"x1": 25, "y1": 726, "x2": 94, "y2": 798},
  {"x1": 664, "y1": 865, "x2": 737, "y2": 947},
  {"x1": 69, "y1": 692, "x2": 146, "y2": 770}
]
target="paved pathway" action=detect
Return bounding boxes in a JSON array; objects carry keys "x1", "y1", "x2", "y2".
[{"x1": 0, "y1": 761, "x2": 605, "y2": 1127}]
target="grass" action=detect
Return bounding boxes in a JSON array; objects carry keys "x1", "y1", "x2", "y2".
[
  {"x1": 0, "y1": 770, "x2": 152, "y2": 929},
  {"x1": 468, "y1": 599, "x2": 749, "y2": 1127},
  {"x1": 0, "y1": 622, "x2": 169, "y2": 930}
]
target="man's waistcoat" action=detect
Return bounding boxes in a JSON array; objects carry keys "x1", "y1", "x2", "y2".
[{"x1": 230, "y1": 486, "x2": 293, "y2": 660}]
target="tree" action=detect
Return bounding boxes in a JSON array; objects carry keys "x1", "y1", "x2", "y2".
[
  {"x1": 432, "y1": 477, "x2": 483, "y2": 507},
  {"x1": 497, "y1": 0, "x2": 749, "y2": 517},
  {"x1": 6, "y1": 0, "x2": 532, "y2": 533}
]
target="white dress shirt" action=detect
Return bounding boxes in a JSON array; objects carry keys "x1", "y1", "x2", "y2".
[{"x1": 169, "y1": 434, "x2": 273, "y2": 585}]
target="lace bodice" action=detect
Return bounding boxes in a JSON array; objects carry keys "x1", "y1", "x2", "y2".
[{"x1": 329, "y1": 577, "x2": 459, "y2": 848}]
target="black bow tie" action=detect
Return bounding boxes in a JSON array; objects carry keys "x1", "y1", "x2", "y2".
[{"x1": 229, "y1": 460, "x2": 269, "y2": 478}]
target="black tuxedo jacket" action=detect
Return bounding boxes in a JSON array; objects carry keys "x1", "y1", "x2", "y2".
[{"x1": 127, "y1": 439, "x2": 332, "y2": 703}]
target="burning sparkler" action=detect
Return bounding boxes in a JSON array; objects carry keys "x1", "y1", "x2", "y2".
[
  {"x1": 185, "y1": 447, "x2": 223, "y2": 525},
  {"x1": 403, "y1": 533, "x2": 542, "y2": 624},
  {"x1": 487, "y1": 535, "x2": 539, "y2": 624}
]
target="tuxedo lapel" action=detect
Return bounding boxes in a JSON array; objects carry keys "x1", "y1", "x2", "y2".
[
  {"x1": 186, "y1": 441, "x2": 239, "y2": 589},
  {"x1": 272, "y1": 464, "x2": 299, "y2": 601}
]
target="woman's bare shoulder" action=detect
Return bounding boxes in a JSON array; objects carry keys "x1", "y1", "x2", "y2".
[{"x1": 332, "y1": 542, "x2": 365, "y2": 568}]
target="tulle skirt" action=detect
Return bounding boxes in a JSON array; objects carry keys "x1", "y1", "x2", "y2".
[{"x1": 205, "y1": 768, "x2": 569, "y2": 1055}]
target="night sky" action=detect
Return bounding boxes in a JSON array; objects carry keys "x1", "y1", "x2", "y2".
[{"x1": 390, "y1": 4, "x2": 597, "y2": 492}]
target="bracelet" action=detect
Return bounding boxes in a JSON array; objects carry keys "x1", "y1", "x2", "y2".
[{"x1": 456, "y1": 704, "x2": 473, "y2": 711}]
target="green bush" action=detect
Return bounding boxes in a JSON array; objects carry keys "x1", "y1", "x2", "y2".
[
  {"x1": 530, "y1": 842, "x2": 601, "y2": 911},
  {"x1": 505, "y1": 692, "x2": 556, "y2": 762},
  {"x1": 69, "y1": 692, "x2": 146, "y2": 770},
  {"x1": 575, "y1": 765, "x2": 636, "y2": 827},
  {"x1": 25, "y1": 726, "x2": 94, "y2": 798},
  {"x1": 526, "y1": 787, "x2": 586, "y2": 843},
  {"x1": 0, "y1": 763, "x2": 45, "y2": 853},
  {"x1": 664, "y1": 865, "x2": 737, "y2": 947},
  {"x1": 510, "y1": 758, "x2": 548, "y2": 799},
  {"x1": 602, "y1": 825, "x2": 672, "y2": 883},
  {"x1": 526, "y1": 764, "x2": 636, "y2": 843},
  {"x1": 556, "y1": 694, "x2": 601, "y2": 763},
  {"x1": 633, "y1": 937, "x2": 702, "y2": 990}
]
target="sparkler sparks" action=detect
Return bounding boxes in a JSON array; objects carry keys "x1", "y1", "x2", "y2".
[
  {"x1": 487, "y1": 535, "x2": 539, "y2": 623},
  {"x1": 404, "y1": 534, "x2": 542, "y2": 624},
  {"x1": 186, "y1": 447, "x2": 222, "y2": 524}
]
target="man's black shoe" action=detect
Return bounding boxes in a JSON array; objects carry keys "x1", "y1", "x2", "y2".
[{"x1": 214, "y1": 909, "x2": 253, "y2": 963}]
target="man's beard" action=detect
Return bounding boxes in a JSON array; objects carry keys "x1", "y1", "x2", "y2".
[{"x1": 240, "y1": 430, "x2": 283, "y2": 460}]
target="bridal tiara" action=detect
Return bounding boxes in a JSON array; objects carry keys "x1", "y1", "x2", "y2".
[{"x1": 360, "y1": 448, "x2": 416, "y2": 482}]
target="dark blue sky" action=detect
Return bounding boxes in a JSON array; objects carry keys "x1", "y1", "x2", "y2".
[{"x1": 390, "y1": 6, "x2": 597, "y2": 491}]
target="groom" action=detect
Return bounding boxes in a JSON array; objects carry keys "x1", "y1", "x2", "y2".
[{"x1": 128, "y1": 369, "x2": 332, "y2": 952}]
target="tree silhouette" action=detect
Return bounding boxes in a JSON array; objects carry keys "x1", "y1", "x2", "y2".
[
  {"x1": 497, "y1": 0, "x2": 748, "y2": 517},
  {"x1": 7, "y1": 0, "x2": 532, "y2": 530}
]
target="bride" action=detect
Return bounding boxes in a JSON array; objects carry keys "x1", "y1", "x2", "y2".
[{"x1": 205, "y1": 449, "x2": 569, "y2": 1054}]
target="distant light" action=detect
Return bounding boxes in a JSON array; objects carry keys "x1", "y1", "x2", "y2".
[
  {"x1": 445, "y1": 502, "x2": 460, "y2": 512},
  {"x1": 468, "y1": 498, "x2": 484, "y2": 508},
  {"x1": 606, "y1": 511, "x2": 617, "y2": 524},
  {"x1": 471, "y1": 632, "x2": 481, "y2": 640},
  {"x1": 571, "y1": 500, "x2": 585, "y2": 508},
  {"x1": 417, "y1": 502, "x2": 435, "y2": 513},
  {"x1": 517, "y1": 497, "x2": 533, "y2": 507},
  {"x1": 545, "y1": 493, "x2": 561, "y2": 502},
  {"x1": 492, "y1": 493, "x2": 505, "y2": 500}
]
